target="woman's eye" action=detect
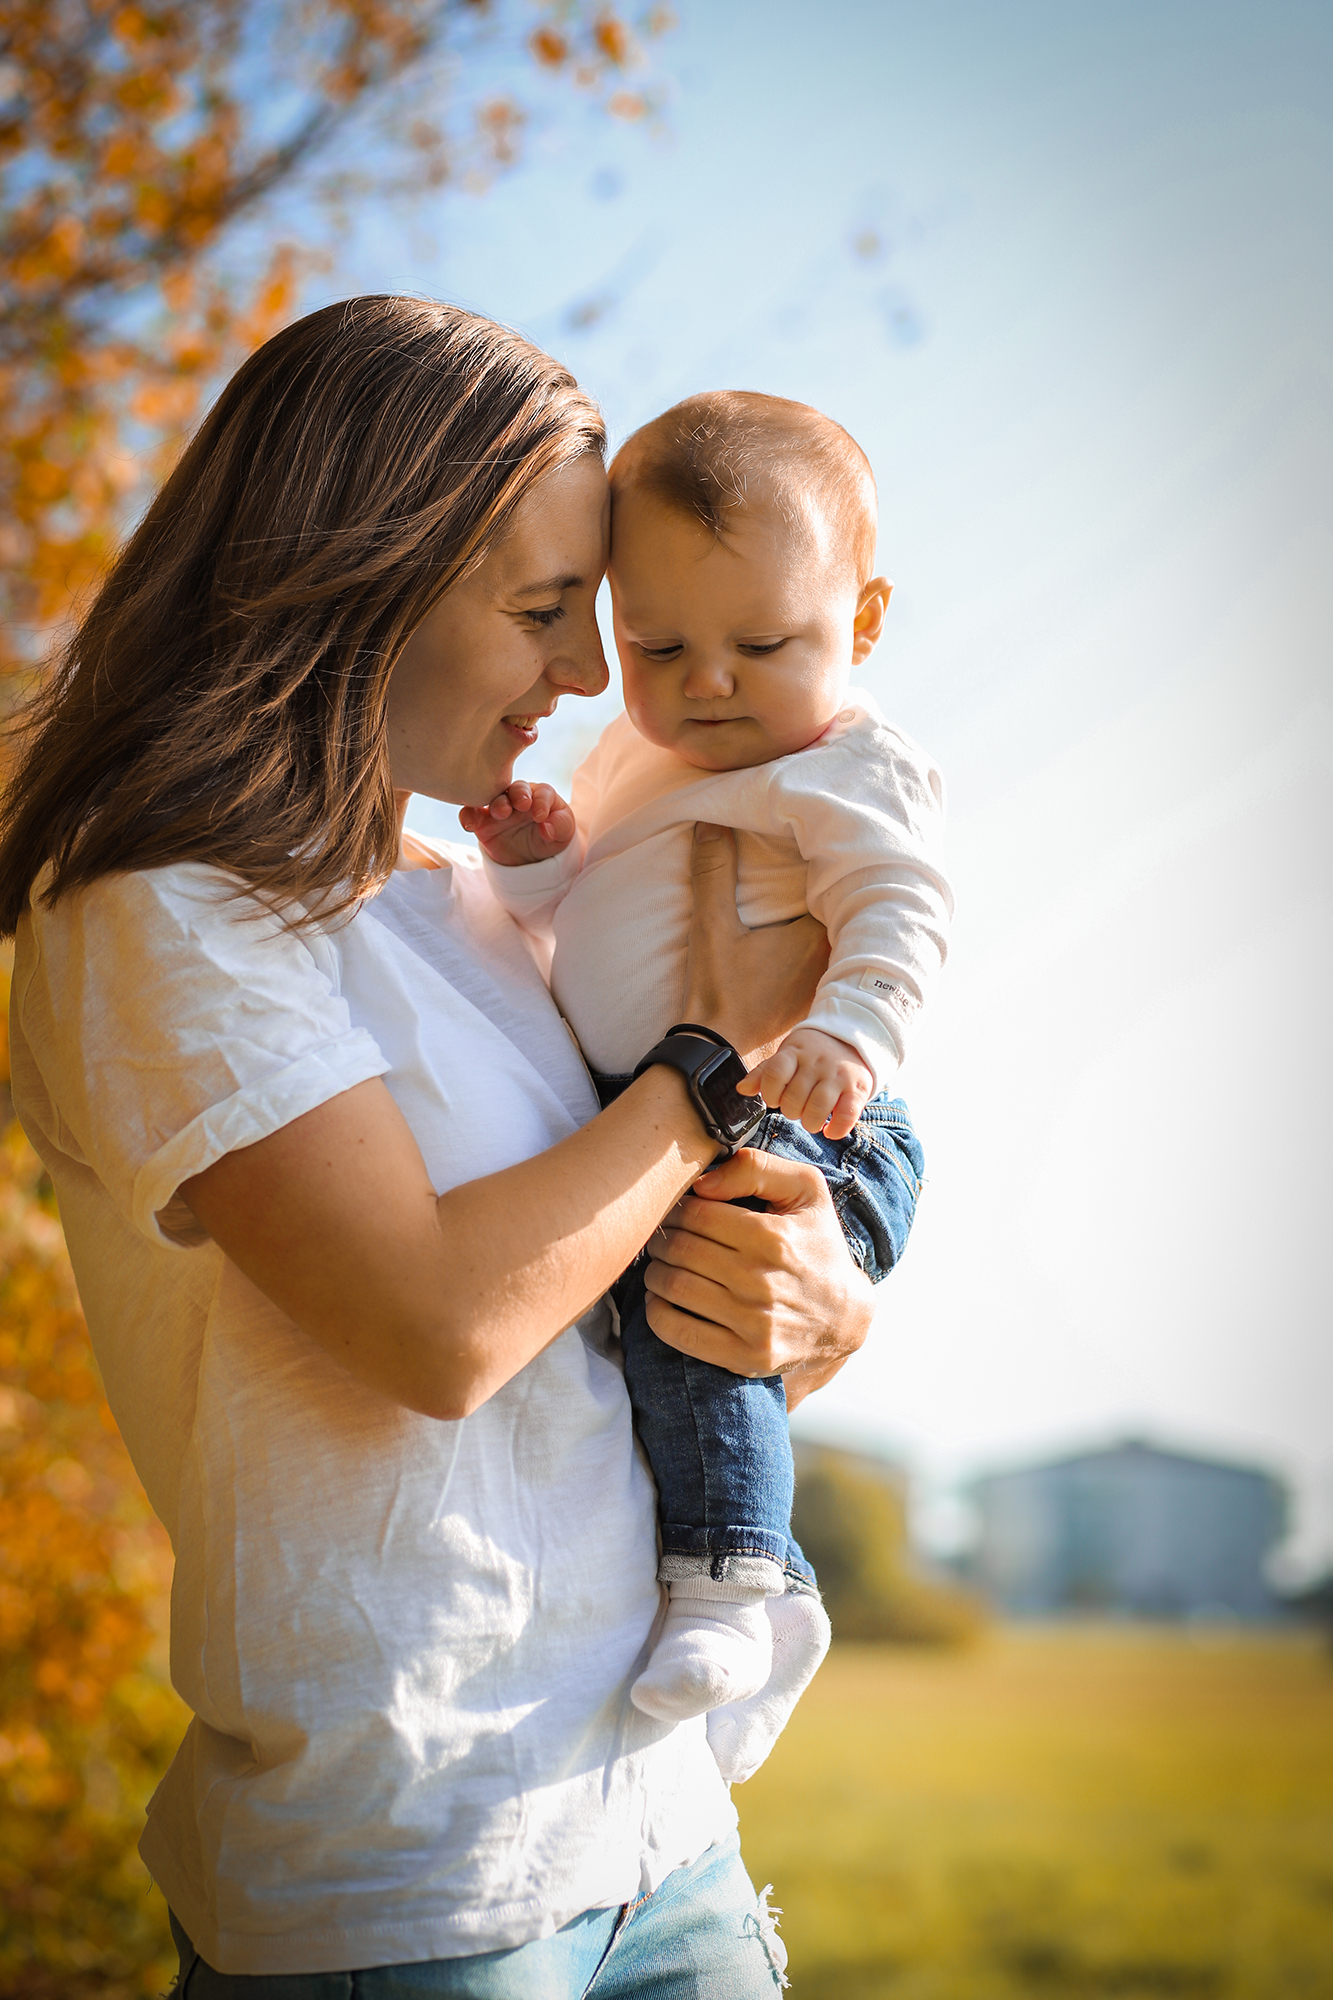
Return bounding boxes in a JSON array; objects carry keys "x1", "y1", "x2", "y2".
[{"x1": 527, "y1": 604, "x2": 565, "y2": 628}]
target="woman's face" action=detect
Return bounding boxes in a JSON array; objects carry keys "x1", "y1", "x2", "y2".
[{"x1": 387, "y1": 453, "x2": 611, "y2": 806}]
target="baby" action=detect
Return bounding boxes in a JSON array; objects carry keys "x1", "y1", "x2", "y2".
[{"x1": 463, "y1": 393, "x2": 952, "y2": 1762}]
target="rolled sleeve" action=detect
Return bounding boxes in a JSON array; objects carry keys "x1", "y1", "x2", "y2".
[
  {"x1": 16, "y1": 863, "x2": 390, "y2": 1251},
  {"x1": 133, "y1": 1032, "x2": 387, "y2": 1249}
]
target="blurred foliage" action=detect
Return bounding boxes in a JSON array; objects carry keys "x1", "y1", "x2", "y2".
[
  {"x1": 0, "y1": 0, "x2": 674, "y2": 678},
  {"x1": 737, "y1": 1627, "x2": 1333, "y2": 1999},
  {"x1": 791, "y1": 1444, "x2": 986, "y2": 1646},
  {"x1": 0, "y1": 958, "x2": 188, "y2": 1997}
]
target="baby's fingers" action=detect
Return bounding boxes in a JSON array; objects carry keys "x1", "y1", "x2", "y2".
[
  {"x1": 792, "y1": 1072, "x2": 845, "y2": 1135},
  {"x1": 526, "y1": 785, "x2": 572, "y2": 840},
  {"x1": 738, "y1": 1045, "x2": 801, "y2": 1104},
  {"x1": 536, "y1": 802, "x2": 575, "y2": 843},
  {"x1": 821, "y1": 1091, "x2": 864, "y2": 1142}
]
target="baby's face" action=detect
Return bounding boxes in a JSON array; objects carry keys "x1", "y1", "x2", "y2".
[{"x1": 609, "y1": 490, "x2": 864, "y2": 771}]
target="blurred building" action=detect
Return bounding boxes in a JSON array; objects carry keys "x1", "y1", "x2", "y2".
[{"x1": 968, "y1": 1438, "x2": 1287, "y2": 1619}]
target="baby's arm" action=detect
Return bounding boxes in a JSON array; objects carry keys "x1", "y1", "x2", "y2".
[
  {"x1": 738, "y1": 1026, "x2": 875, "y2": 1141},
  {"x1": 459, "y1": 781, "x2": 575, "y2": 867},
  {"x1": 753, "y1": 716, "x2": 953, "y2": 1134},
  {"x1": 466, "y1": 781, "x2": 584, "y2": 949}
]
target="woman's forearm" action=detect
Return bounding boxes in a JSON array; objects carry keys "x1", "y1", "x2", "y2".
[
  {"x1": 182, "y1": 1068, "x2": 717, "y2": 1420},
  {"x1": 426, "y1": 1068, "x2": 719, "y2": 1412}
]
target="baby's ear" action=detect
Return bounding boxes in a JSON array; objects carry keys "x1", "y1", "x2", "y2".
[{"x1": 852, "y1": 577, "x2": 893, "y2": 664}]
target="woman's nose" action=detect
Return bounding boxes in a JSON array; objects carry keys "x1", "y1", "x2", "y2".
[{"x1": 548, "y1": 617, "x2": 609, "y2": 699}]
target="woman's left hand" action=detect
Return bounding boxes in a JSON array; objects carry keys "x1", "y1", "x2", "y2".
[{"x1": 641, "y1": 1151, "x2": 876, "y2": 1409}]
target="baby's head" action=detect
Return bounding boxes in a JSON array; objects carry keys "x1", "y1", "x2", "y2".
[{"x1": 607, "y1": 391, "x2": 889, "y2": 771}]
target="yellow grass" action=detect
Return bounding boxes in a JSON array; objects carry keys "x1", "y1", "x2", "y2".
[{"x1": 735, "y1": 1626, "x2": 1333, "y2": 1999}]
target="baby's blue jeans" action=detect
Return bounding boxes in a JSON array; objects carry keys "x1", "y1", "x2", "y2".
[
  {"x1": 168, "y1": 1832, "x2": 786, "y2": 1996},
  {"x1": 600, "y1": 1088, "x2": 925, "y2": 1591}
]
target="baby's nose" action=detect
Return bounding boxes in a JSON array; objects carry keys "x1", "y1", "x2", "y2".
[{"x1": 683, "y1": 656, "x2": 735, "y2": 699}]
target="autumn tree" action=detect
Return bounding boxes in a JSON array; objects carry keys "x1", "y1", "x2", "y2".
[
  {"x1": 0, "y1": 5, "x2": 671, "y2": 1989},
  {"x1": 0, "y1": 0, "x2": 669, "y2": 678}
]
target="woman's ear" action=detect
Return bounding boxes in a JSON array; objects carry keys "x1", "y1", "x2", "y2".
[{"x1": 851, "y1": 578, "x2": 893, "y2": 664}]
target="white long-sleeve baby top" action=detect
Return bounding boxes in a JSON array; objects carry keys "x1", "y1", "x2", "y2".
[{"x1": 486, "y1": 690, "x2": 953, "y2": 1094}]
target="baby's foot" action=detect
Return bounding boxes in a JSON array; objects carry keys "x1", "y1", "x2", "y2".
[
  {"x1": 705, "y1": 1590, "x2": 832, "y2": 1784},
  {"x1": 631, "y1": 1585, "x2": 773, "y2": 1723}
]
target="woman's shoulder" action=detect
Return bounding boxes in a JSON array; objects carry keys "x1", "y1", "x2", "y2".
[
  {"x1": 25, "y1": 856, "x2": 269, "y2": 931},
  {"x1": 395, "y1": 831, "x2": 482, "y2": 876},
  {"x1": 16, "y1": 858, "x2": 340, "y2": 1008}
]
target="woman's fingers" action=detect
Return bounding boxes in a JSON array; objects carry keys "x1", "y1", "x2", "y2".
[
  {"x1": 647, "y1": 1222, "x2": 758, "y2": 1296},
  {"x1": 682, "y1": 825, "x2": 830, "y2": 1064},
  {"x1": 643, "y1": 1293, "x2": 771, "y2": 1376},
  {"x1": 643, "y1": 1259, "x2": 762, "y2": 1342},
  {"x1": 647, "y1": 1149, "x2": 876, "y2": 1391},
  {"x1": 691, "y1": 1149, "x2": 830, "y2": 1214},
  {"x1": 681, "y1": 825, "x2": 743, "y2": 1027}
]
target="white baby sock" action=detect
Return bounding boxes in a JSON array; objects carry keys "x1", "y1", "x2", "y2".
[
  {"x1": 705, "y1": 1589, "x2": 832, "y2": 1784},
  {"x1": 630, "y1": 1575, "x2": 774, "y2": 1723}
]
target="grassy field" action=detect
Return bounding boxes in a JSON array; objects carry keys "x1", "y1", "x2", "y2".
[{"x1": 735, "y1": 1626, "x2": 1333, "y2": 1999}]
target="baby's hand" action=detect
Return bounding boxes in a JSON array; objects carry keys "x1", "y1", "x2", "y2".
[
  {"x1": 459, "y1": 782, "x2": 575, "y2": 867},
  {"x1": 737, "y1": 1026, "x2": 874, "y2": 1141}
]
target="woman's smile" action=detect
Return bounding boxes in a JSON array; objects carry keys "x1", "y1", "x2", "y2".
[
  {"x1": 502, "y1": 705, "x2": 556, "y2": 748},
  {"x1": 387, "y1": 453, "x2": 610, "y2": 805}
]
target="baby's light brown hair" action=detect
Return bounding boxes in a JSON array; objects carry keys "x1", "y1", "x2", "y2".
[{"x1": 609, "y1": 390, "x2": 878, "y2": 586}]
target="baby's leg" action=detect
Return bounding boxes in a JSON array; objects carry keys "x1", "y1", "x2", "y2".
[
  {"x1": 771, "y1": 1092, "x2": 925, "y2": 1282},
  {"x1": 617, "y1": 1261, "x2": 791, "y2": 1722},
  {"x1": 698, "y1": 1096, "x2": 925, "y2": 1772},
  {"x1": 616, "y1": 1094, "x2": 925, "y2": 1728}
]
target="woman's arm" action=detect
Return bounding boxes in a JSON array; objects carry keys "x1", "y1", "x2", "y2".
[{"x1": 180, "y1": 825, "x2": 830, "y2": 1421}]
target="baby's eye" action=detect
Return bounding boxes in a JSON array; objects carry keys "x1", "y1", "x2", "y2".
[
  {"x1": 526, "y1": 604, "x2": 565, "y2": 628},
  {"x1": 737, "y1": 640, "x2": 787, "y2": 657},
  {"x1": 637, "y1": 643, "x2": 683, "y2": 661}
]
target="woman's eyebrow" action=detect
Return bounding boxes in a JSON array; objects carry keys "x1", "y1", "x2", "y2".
[{"x1": 512, "y1": 571, "x2": 583, "y2": 599}]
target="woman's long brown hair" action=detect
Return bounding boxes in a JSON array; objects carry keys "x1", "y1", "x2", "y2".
[{"x1": 0, "y1": 296, "x2": 606, "y2": 934}]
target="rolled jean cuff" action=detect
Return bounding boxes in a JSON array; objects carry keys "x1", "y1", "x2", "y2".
[
  {"x1": 659, "y1": 1544, "x2": 788, "y2": 1594},
  {"x1": 784, "y1": 1557, "x2": 821, "y2": 1596}
]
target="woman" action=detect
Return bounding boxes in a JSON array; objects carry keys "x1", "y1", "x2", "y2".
[{"x1": 1, "y1": 298, "x2": 876, "y2": 1993}]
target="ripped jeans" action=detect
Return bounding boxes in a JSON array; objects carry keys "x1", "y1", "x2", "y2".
[
  {"x1": 604, "y1": 1091, "x2": 925, "y2": 1595},
  {"x1": 168, "y1": 1832, "x2": 787, "y2": 1996}
]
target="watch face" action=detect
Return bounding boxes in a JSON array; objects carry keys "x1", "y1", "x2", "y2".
[{"x1": 698, "y1": 1046, "x2": 764, "y2": 1142}]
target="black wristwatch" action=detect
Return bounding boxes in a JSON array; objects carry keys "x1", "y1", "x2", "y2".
[{"x1": 631, "y1": 1023, "x2": 766, "y2": 1157}]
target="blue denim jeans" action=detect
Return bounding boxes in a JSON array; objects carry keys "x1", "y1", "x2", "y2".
[
  {"x1": 168, "y1": 1831, "x2": 786, "y2": 1996},
  {"x1": 604, "y1": 1090, "x2": 924, "y2": 1590}
]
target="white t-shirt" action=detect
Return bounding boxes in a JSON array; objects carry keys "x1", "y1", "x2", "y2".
[
  {"x1": 486, "y1": 691, "x2": 953, "y2": 1091},
  {"x1": 9, "y1": 845, "x2": 733, "y2": 1976}
]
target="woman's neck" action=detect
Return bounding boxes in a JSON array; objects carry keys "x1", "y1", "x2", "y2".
[{"x1": 392, "y1": 791, "x2": 444, "y2": 872}]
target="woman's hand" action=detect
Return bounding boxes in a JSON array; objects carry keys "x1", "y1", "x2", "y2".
[
  {"x1": 641, "y1": 1150, "x2": 876, "y2": 1408},
  {"x1": 682, "y1": 824, "x2": 829, "y2": 1067}
]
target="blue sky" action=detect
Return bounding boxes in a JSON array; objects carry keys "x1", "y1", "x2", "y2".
[{"x1": 305, "y1": 0, "x2": 1331, "y2": 1568}]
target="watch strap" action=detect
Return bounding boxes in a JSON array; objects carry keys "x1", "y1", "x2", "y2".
[{"x1": 630, "y1": 1028, "x2": 764, "y2": 1156}]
